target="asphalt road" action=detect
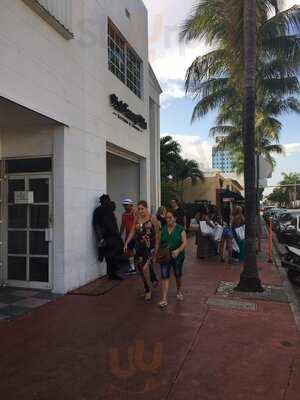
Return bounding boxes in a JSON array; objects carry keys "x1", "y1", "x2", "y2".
[{"x1": 272, "y1": 229, "x2": 300, "y2": 321}]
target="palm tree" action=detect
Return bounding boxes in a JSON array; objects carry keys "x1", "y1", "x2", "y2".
[
  {"x1": 210, "y1": 95, "x2": 298, "y2": 174},
  {"x1": 181, "y1": 4, "x2": 300, "y2": 123},
  {"x1": 160, "y1": 136, "x2": 205, "y2": 204},
  {"x1": 235, "y1": 0, "x2": 263, "y2": 292},
  {"x1": 160, "y1": 136, "x2": 182, "y2": 180},
  {"x1": 281, "y1": 172, "x2": 300, "y2": 207},
  {"x1": 180, "y1": 0, "x2": 300, "y2": 291},
  {"x1": 176, "y1": 158, "x2": 205, "y2": 202}
]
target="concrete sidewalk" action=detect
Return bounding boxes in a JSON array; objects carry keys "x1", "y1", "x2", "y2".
[{"x1": 0, "y1": 239, "x2": 299, "y2": 400}]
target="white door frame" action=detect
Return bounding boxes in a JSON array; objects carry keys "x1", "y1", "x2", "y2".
[{"x1": 3, "y1": 173, "x2": 53, "y2": 289}]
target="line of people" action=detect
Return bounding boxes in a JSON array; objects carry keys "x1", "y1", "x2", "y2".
[
  {"x1": 93, "y1": 196, "x2": 187, "y2": 308},
  {"x1": 190, "y1": 204, "x2": 245, "y2": 263}
]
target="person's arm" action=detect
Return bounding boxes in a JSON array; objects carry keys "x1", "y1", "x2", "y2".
[
  {"x1": 124, "y1": 216, "x2": 137, "y2": 251},
  {"x1": 205, "y1": 215, "x2": 215, "y2": 229},
  {"x1": 120, "y1": 215, "x2": 125, "y2": 237},
  {"x1": 172, "y1": 230, "x2": 187, "y2": 259},
  {"x1": 152, "y1": 216, "x2": 161, "y2": 261}
]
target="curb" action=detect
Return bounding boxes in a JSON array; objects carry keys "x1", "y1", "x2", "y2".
[{"x1": 272, "y1": 237, "x2": 300, "y2": 333}]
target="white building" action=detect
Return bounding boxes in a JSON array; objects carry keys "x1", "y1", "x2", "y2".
[{"x1": 0, "y1": 0, "x2": 162, "y2": 293}]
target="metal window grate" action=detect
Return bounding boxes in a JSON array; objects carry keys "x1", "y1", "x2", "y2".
[{"x1": 108, "y1": 21, "x2": 143, "y2": 99}]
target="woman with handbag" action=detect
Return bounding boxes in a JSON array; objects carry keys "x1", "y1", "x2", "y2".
[
  {"x1": 157, "y1": 209, "x2": 187, "y2": 308},
  {"x1": 124, "y1": 201, "x2": 160, "y2": 301}
]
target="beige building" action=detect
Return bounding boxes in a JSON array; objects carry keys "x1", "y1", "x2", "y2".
[{"x1": 183, "y1": 172, "x2": 244, "y2": 206}]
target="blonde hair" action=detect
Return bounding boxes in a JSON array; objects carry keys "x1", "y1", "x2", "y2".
[{"x1": 157, "y1": 206, "x2": 167, "y2": 217}]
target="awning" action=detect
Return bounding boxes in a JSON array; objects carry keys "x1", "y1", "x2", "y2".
[{"x1": 220, "y1": 189, "x2": 244, "y2": 202}]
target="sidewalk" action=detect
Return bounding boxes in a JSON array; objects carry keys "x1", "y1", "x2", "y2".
[{"x1": 0, "y1": 238, "x2": 300, "y2": 400}]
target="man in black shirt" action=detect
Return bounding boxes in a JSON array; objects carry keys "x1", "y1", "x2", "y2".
[
  {"x1": 93, "y1": 194, "x2": 124, "y2": 280},
  {"x1": 170, "y1": 199, "x2": 186, "y2": 229}
]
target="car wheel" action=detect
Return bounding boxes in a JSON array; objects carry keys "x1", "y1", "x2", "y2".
[
  {"x1": 287, "y1": 269, "x2": 300, "y2": 286},
  {"x1": 282, "y1": 253, "x2": 293, "y2": 264}
]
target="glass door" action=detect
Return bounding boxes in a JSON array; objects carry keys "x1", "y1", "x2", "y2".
[{"x1": 5, "y1": 175, "x2": 52, "y2": 289}]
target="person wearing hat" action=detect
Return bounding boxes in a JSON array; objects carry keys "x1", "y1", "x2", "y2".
[
  {"x1": 120, "y1": 198, "x2": 136, "y2": 274},
  {"x1": 93, "y1": 194, "x2": 124, "y2": 280}
]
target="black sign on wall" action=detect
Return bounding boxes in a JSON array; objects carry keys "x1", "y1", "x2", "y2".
[{"x1": 110, "y1": 94, "x2": 148, "y2": 131}]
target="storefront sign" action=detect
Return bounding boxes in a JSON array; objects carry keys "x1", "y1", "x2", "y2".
[{"x1": 110, "y1": 94, "x2": 147, "y2": 131}]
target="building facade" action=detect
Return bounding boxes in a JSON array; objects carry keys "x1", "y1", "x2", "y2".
[
  {"x1": 183, "y1": 172, "x2": 244, "y2": 205},
  {"x1": 0, "y1": 0, "x2": 161, "y2": 293},
  {"x1": 212, "y1": 136, "x2": 234, "y2": 173}
]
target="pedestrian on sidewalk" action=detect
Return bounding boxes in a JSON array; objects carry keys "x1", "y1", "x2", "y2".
[
  {"x1": 93, "y1": 194, "x2": 124, "y2": 280},
  {"x1": 232, "y1": 206, "x2": 245, "y2": 261},
  {"x1": 170, "y1": 199, "x2": 186, "y2": 230},
  {"x1": 120, "y1": 198, "x2": 137, "y2": 274},
  {"x1": 124, "y1": 201, "x2": 160, "y2": 301},
  {"x1": 193, "y1": 206, "x2": 217, "y2": 259},
  {"x1": 158, "y1": 209, "x2": 187, "y2": 308}
]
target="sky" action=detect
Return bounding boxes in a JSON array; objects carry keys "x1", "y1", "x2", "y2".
[{"x1": 143, "y1": 0, "x2": 300, "y2": 192}]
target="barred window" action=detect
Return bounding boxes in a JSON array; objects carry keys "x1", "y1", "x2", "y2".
[
  {"x1": 108, "y1": 21, "x2": 143, "y2": 98},
  {"x1": 127, "y1": 48, "x2": 142, "y2": 98},
  {"x1": 108, "y1": 23, "x2": 126, "y2": 83}
]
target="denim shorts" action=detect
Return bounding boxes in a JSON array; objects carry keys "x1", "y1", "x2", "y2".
[
  {"x1": 160, "y1": 258, "x2": 184, "y2": 279},
  {"x1": 222, "y1": 227, "x2": 233, "y2": 239}
]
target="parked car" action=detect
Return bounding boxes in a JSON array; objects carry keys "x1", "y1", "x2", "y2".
[
  {"x1": 269, "y1": 209, "x2": 288, "y2": 228},
  {"x1": 282, "y1": 245, "x2": 300, "y2": 286},
  {"x1": 278, "y1": 215, "x2": 300, "y2": 245},
  {"x1": 276, "y1": 210, "x2": 300, "y2": 239},
  {"x1": 263, "y1": 207, "x2": 279, "y2": 223}
]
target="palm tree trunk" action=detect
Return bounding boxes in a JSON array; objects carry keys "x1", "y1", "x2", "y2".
[{"x1": 235, "y1": 0, "x2": 263, "y2": 292}]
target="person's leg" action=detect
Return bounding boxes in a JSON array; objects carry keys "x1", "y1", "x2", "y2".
[
  {"x1": 136, "y1": 255, "x2": 149, "y2": 293},
  {"x1": 226, "y1": 237, "x2": 233, "y2": 262},
  {"x1": 159, "y1": 262, "x2": 171, "y2": 306},
  {"x1": 150, "y1": 260, "x2": 159, "y2": 285},
  {"x1": 106, "y1": 256, "x2": 122, "y2": 279},
  {"x1": 127, "y1": 240, "x2": 136, "y2": 273},
  {"x1": 219, "y1": 237, "x2": 225, "y2": 262},
  {"x1": 142, "y1": 260, "x2": 152, "y2": 300},
  {"x1": 174, "y1": 259, "x2": 184, "y2": 300},
  {"x1": 161, "y1": 278, "x2": 170, "y2": 303},
  {"x1": 106, "y1": 256, "x2": 113, "y2": 277}
]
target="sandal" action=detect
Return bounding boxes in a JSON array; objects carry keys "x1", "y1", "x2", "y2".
[
  {"x1": 177, "y1": 292, "x2": 184, "y2": 301},
  {"x1": 158, "y1": 300, "x2": 168, "y2": 308}
]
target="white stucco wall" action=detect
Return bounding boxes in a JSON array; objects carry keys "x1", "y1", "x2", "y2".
[{"x1": 0, "y1": 0, "x2": 160, "y2": 293}]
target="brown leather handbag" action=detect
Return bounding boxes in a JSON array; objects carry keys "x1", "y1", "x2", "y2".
[{"x1": 156, "y1": 247, "x2": 172, "y2": 264}]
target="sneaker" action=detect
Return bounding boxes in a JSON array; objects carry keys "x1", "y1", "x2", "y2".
[{"x1": 125, "y1": 268, "x2": 137, "y2": 275}]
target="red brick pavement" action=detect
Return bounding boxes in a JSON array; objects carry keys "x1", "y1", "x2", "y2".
[{"x1": 0, "y1": 239, "x2": 299, "y2": 400}]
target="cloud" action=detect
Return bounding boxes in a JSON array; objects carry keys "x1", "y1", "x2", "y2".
[
  {"x1": 143, "y1": 0, "x2": 209, "y2": 84},
  {"x1": 162, "y1": 133, "x2": 212, "y2": 170},
  {"x1": 144, "y1": 0, "x2": 296, "y2": 101},
  {"x1": 283, "y1": 143, "x2": 300, "y2": 155},
  {"x1": 160, "y1": 80, "x2": 186, "y2": 104},
  {"x1": 279, "y1": 0, "x2": 298, "y2": 10}
]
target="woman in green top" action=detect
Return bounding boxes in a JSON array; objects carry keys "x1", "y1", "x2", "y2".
[{"x1": 158, "y1": 209, "x2": 187, "y2": 308}]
